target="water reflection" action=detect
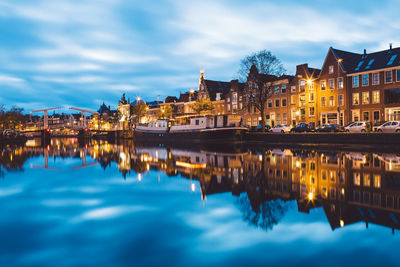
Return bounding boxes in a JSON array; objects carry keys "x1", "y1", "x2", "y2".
[{"x1": 2, "y1": 138, "x2": 400, "y2": 235}]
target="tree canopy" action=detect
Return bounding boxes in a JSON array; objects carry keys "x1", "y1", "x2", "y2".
[
  {"x1": 237, "y1": 49, "x2": 286, "y2": 82},
  {"x1": 158, "y1": 104, "x2": 173, "y2": 119},
  {"x1": 191, "y1": 98, "x2": 214, "y2": 114}
]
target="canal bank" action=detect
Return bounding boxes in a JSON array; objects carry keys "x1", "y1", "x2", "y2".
[{"x1": 245, "y1": 132, "x2": 400, "y2": 145}]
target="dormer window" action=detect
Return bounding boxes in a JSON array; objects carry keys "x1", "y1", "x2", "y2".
[
  {"x1": 354, "y1": 61, "x2": 364, "y2": 71},
  {"x1": 329, "y1": 65, "x2": 334, "y2": 74},
  {"x1": 388, "y1": 55, "x2": 397, "y2": 65},
  {"x1": 216, "y1": 93, "x2": 222, "y2": 101}
]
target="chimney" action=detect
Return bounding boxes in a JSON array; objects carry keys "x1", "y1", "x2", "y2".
[
  {"x1": 390, "y1": 43, "x2": 393, "y2": 50},
  {"x1": 364, "y1": 49, "x2": 366, "y2": 55}
]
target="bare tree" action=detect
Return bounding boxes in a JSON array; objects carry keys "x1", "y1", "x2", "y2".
[
  {"x1": 238, "y1": 50, "x2": 286, "y2": 132},
  {"x1": 244, "y1": 67, "x2": 275, "y2": 132},
  {"x1": 237, "y1": 50, "x2": 286, "y2": 82}
]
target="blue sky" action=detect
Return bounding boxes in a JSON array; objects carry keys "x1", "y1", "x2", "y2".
[{"x1": 0, "y1": 0, "x2": 399, "y2": 112}]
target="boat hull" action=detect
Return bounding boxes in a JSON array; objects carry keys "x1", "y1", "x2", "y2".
[{"x1": 134, "y1": 127, "x2": 247, "y2": 143}]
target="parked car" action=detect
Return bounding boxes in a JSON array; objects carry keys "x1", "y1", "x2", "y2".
[
  {"x1": 315, "y1": 124, "x2": 329, "y2": 132},
  {"x1": 270, "y1": 124, "x2": 291, "y2": 133},
  {"x1": 317, "y1": 124, "x2": 341, "y2": 132},
  {"x1": 256, "y1": 124, "x2": 271, "y2": 132},
  {"x1": 290, "y1": 123, "x2": 312, "y2": 133},
  {"x1": 375, "y1": 121, "x2": 400, "y2": 133},
  {"x1": 344, "y1": 121, "x2": 369, "y2": 133},
  {"x1": 373, "y1": 121, "x2": 386, "y2": 132}
]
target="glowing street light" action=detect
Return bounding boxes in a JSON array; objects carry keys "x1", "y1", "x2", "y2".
[{"x1": 308, "y1": 192, "x2": 314, "y2": 201}]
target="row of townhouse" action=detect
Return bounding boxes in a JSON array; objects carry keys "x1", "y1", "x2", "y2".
[{"x1": 196, "y1": 45, "x2": 400, "y2": 127}]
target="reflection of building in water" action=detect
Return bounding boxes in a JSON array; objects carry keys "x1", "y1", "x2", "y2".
[{"x1": 3, "y1": 139, "x2": 400, "y2": 233}]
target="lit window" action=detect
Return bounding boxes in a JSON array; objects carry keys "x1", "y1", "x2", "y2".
[
  {"x1": 232, "y1": 93, "x2": 237, "y2": 103},
  {"x1": 373, "y1": 175, "x2": 381, "y2": 188},
  {"x1": 354, "y1": 173, "x2": 361, "y2": 186},
  {"x1": 329, "y1": 95, "x2": 335, "y2": 106},
  {"x1": 329, "y1": 65, "x2": 334, "y2": 74},
  {"x1": 291, "y1": 95, "x2": 296, "y2": 105},
  {"x1": 372, "y1": 73, "x2": 379, "y2": 85},
  {"x1": 387, "y1": 55, "x2": 397, "y2": 65},
  {"x1": 291, "y1": 86, "x2": 296, "y2": 93},
  {"x1": 321, "y1": 96, "x2": 326, "y2": 107},
  {"x1": 362, "y1": 74, "x2": 369, "y2": 86},
  {"x1": 309, "y1": 107, "x2": 315, "y2": 116},
  {"x1": 353, "y1": 93, "x2": 359, "y2": 105},
  {"x1": 321, "y1": 80, "x2": 326, "y2": 90},
  {"x1": 309, "y1": 92, "x2": 314, "y2": 102},
  {"x1": 362, "y1": 92, "x2": 369, "y2": 104},
  {"x1": 328, "y1": 79, "x2": 335, "y2": 89},
  {"x1": 372, "y1": 90, "x2": 380, "y2": 104},
  {"x1": 299, "y1": 94, "x2": 306, "y2": 105},
  {"x1": 337, "y1": 77, "x2": 344, "y2": 89},
  {"x1": 385, "y1": 71, "x2": 393, "y2": 83},
  {"x1": 353, "y1": 76, "x2": 359, "y2": 87},
  {"x1": 299, "y1": 80, "x2": 306, "y2": 89}
]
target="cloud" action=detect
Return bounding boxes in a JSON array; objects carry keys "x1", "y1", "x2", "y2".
[{"x1": 0, "y1": 0, "x2": 399, "y2": 110}]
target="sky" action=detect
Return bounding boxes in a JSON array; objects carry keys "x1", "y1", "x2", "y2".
[{"x1": 0, "y1": 0, "x2": 399, "y2": 112}]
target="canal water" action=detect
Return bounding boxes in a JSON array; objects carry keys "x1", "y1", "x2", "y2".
[{"x1": 1, "y1": 138, "x2": 400, "y2": 266}]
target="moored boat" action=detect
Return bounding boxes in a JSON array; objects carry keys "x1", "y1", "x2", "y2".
[{"x1": 134, "y1": 115, "x2": 248, "y2": 142}]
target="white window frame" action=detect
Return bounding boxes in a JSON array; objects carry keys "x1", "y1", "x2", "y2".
[
  {"x1": 385, "y1": 70, "x2": 393, "y2": 84},
  {"x1": 338, "y1": 94, "x2": 344, "y2": 106},
  {"x1": 337, "y1": 77, "x2": 344, "y2": 89},
  {"x1": 352, "y1": 93, "x2": 360, "y2": 105},
  {"x1": 309, "y1": 106, "x2": 315, "y2": 117},
  {"x1": 321, "y1": 96, "x2": 326, "y2": 107},
  {"x1": 281, "y1": 98, "x2": 287, "y2": 107},
  {"x1": 329, "y1": 65, "x2": 334, "y2": 74},
  {"x1": 320, "y1": 80, "x2": 326, "y2": 91},
  {"x1": 291, "y1": 95, "x2": 296, "y2": 105},
  {"x1": 309, "y1": 92, "x2": 314, "y2": 102},
  {"x1": 329, "y1": 95, "x2": 335, "y2": 107},
  {"x1": 353, "y1": 76, "x2": 359, "y2": 88},
  {"x1": 372, "y1": 90, "x2": 380, "y2": 104},
  {"x1": 362, "y1": 92, "x2": 370, "y2": 105},
  {"x1": 362, "y1": 74, "x2": 369, "y2": 86},
  {"x1": 372, "y1": 73, "x2": 380, "y2": 85},
  {"x1": 328, "y1": 79, "x2": 335, "y2": 90}
]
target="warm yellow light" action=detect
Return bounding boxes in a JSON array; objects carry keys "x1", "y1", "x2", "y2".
[
  {"x1": 136, "y1": 97, "x2": 141, "y2": 101},
  {"x1": 296, "y1": 160, "x2": 300, "y2": 168},
  {"x1": 338, "y1": 58, "x2": 343, "y2": 63},
  {"x1": 295, "y1": 111, "x2": 300, "y2": 116},
  {"x1": 308, "y1": 192, "x2": 314, "y2": 201},
  {"x1": 340, "y1": 219, "x2": 344, "y2": 227},
  {"x1": 138, "y1": 173, "x2": 142, "y2": 182},
  {"x1": 176, "y1": 161, "x2": 206, "y2": 169},
  {"x1": 189, "y1": 89, "x2": 195, "y2": 93},
  {"x1": 307, "y1": 79, "x2": 312, "y2": 85},
  {"x1": 191, "y1": 183, "x2": 195, "y2": 192}
]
